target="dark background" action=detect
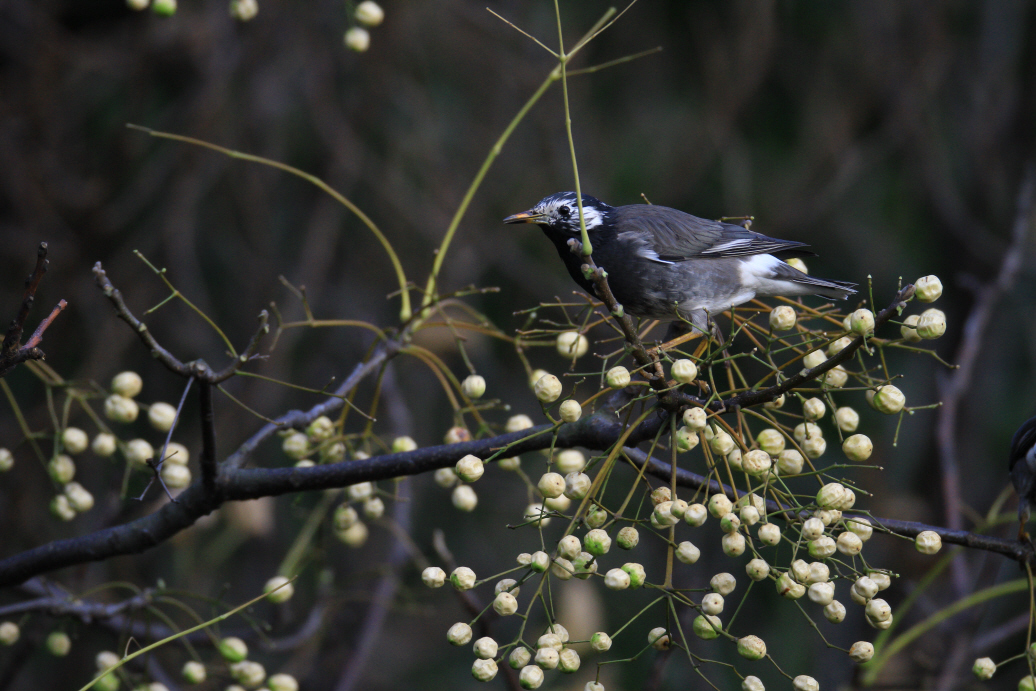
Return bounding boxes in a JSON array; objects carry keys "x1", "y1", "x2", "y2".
[{"x1": 1, "y1": 1, "x2": 1035, "y2": 689}]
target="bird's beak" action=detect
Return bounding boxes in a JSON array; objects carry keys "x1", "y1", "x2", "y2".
[{"x1": 503, "y1": 210, "x2": 544, "y2": 224}]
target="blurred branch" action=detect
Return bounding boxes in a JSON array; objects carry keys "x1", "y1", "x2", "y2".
[
  {"x1": 0, "y1": 242, "x2": 66, "y2": 379},
  {"x1": 935, "y1": 164, "x2": 1035, "y2": 593}
]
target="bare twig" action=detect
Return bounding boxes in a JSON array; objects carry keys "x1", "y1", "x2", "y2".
[{"x1": 0, "y1": 243, "x2": 66, "y2": 378}]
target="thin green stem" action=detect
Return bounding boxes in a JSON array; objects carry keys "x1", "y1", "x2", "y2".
[{"x1": 126, "y1": 125, "x2": 412, "y2": 322}]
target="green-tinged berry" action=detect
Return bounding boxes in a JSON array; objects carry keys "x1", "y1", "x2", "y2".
[
  {"x1": 584, "y1": 505, "x2": 607, "y2": 528},
  {"x1": 447, "y1": 622, "x2": 472, "y2": 646},
  {"x1": 471, "y1": 658, "x2": 498, "y2": 682},
  {"x1": 344, "y1": 26, "x2": 370, "y2": 51},
  {"x1": 534, "y1": 647, "x2": 559, "y2": 669},
  {"x1": 616, "y1": 526, "x2": 639, "y2": 549},
  {"x1": 509, "y1": 647, "x2": 531, "y2": 669},
  {"x1": 972, "y1": 657, "x2": 995, "y2": 680},
  {"x1": 684, "y1": 502, "x2": 707, "y2": 526},
  {"x1": 268, "y1": 674, "x2": 298, "y2": 691},
  {"x1": 218, "y1": 637, "x2": 248, "y2": 662},
  {"x1": 229, "y1": 0, "x2": 258, "y2": 21},
  {"x1": 871, "y1": 385, "x2": 905, "y2": 414},
  {"x1": 182, "y1": 661, "x2": 205, "y2": 684},
  {"x1": 48, "y1": 454, "x2": 76, "y2": 483},
  {"x1": 708, "y1": 493, "x2": 733, "y2": 518},
  {"x1": 692, "y1": 615, "x2": 721, "y2": 640},
  {"x1": 152, "y1": 0, "x2": 176, "y2": 15},
  {"x1": 671, "y1": 359, "x2": 698, "y2": 384},
  {"x1": 776, "y1": 573, "x2": 805, "y2": 599},
  {"x1": 916, "y1": 308, "x2": 946, "y2": 339},
  {"x1": 849, "y1": 308, "x2": 875, "y2": 336},
  {"x1": 621, "y1": 562, "x2": 646, "y2": 588},
  {"x1": 584, "y1": 529, "x2": 611, "y2": 556},
  {"x1": 473, "y1": 636, "x2": 498, "y2": 659},
  {"x1": 606, "y1": 366, "x2": 630, "y2": 389},
  {"x1": 282, "y1": 432, "x2": 309, "y2": 461},
  {"x1": 745, "y1": 558, "x2": 769, "y2": 581},
  {"x1": 455, "y1": 455, "x2": 484, "y2": 483},
  {"x1": 519, "y1": 665, "x2": 544, "y2": 689},
  {"x1": 737, "y1": 635, "x2": 766, "y2": 660},
  {"x1": 46, "y1": 631, "x2": 71, "y2": 656}
]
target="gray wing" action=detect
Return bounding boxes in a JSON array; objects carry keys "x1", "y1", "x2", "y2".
[{"x1": 612, "y1": 204, "x2": 810, "y2": 262}]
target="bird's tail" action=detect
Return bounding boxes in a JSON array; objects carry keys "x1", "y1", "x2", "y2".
[{"x1": 776, "y1": 262, "x2": 857, "y2": 300}]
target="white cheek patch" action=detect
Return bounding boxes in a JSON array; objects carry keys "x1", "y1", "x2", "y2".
[{"x1": 576, "y1": 205, "x2": 603, "y2": 230}]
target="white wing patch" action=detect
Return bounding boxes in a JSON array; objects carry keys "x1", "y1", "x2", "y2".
[{"x1": 708, "y1": 239, "x2": 752, "y2": 254}]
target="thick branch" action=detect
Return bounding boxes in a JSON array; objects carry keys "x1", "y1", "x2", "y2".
[{"x1": 0, "y1": 399, "x2": 665, "y2": 588}]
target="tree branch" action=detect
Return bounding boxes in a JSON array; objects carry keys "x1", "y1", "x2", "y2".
[{"x1": 0, "y1": 243, "x2": 66, "y2": 379}]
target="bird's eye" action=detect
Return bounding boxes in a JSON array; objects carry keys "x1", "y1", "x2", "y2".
[{"x1": 556, "y1": 205, "x2": 571, "y2": 218}]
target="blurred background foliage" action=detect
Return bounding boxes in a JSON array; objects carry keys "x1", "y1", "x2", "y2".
[{"x1": 1, "y1": 0, "x2": 1035, "y2": 689}]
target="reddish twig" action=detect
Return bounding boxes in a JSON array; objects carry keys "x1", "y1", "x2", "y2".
[{"x1": 0, "y1": 242, "x2": 66, "y2": 378}]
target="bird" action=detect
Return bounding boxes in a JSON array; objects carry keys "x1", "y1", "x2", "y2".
[
  {"x1": 504, "y1": 191, "x2": 857, "y2": 339},
  {"x1": 1009, "y1": 415, "x2": 1036, "y2": 542}
]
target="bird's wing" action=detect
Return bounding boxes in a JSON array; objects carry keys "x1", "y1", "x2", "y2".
[
  {"x1": 613, "y1": 205, "x2": 810, "y2": 262},
  {"x1": 1010, "y1": 416, "x2": 1036, "y2": 469}
]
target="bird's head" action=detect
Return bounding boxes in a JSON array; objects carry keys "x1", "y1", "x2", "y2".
[{"x1": 504, "y1": 192, "x2": 611, "y2": 236}]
